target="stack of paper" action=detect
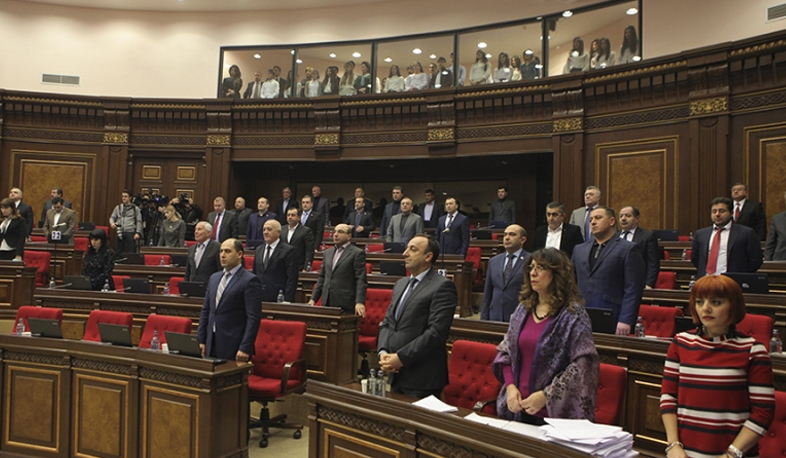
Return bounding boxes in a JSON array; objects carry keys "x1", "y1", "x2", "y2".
[
  {"x1": 412, "y1": 395, "x2": 458, "y2": 413},
  {"x1": 540, "y1": 419, "x2": 638, "y2": 458}
]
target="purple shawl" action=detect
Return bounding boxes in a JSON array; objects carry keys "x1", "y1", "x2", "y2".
[{"x1": 491, "y1": 301, "x2": 599, "y2": 421}]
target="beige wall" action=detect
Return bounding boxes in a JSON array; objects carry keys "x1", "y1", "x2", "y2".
[{"x1": 0, "y1": 0, "x2": 783, "y2": 98}]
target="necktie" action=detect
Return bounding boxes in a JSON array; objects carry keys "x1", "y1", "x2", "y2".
[
  {"x1": 332, "y1": 246, "x2": 344, "y2": 270},
  {"x1": 355, "y1": 212, "x2": 362, "y2": 233},
  {"x1": 214, "y1": 213, "x2": 222, "y2": 241},
  {"x1": 395, "y1": 277, "x2": 419, "y2": 320},
  {"x1": 447, "y1": 214, "x2": 454, "y2": 228},
  {"x1": 252, "y1": 81, "x2": 260, "y2": 98},
  {"x1": 503, "y1": 253, "x2": 516, "y2": 284},
  {"x1": 706, "y1": 227, "x2": 723, "y2": 275},
  {"x1": 301, "y1": 211, "x2": 308, "y2": 226},
  {"x1": 584, "y1": 208, "x2": 592, "y2": 242},
  {"x1": 263, "y1": 245, "x2": 272, "y2": 270},
  {"x1": 735, "y1": 203, "x2": 741, "y2": 222},
  {"x1": 195, "y1": 243, "x2": 204, "y2": 268},
  {"x1": 215, "y1": 271, "x2": 231, "y2": 308},
  {"x1": 621, "y1": 230, "x2": 630, "y2": 241}
]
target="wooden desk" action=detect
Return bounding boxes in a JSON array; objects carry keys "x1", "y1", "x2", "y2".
[
  {"x1": 0, "y1": 334, "x2": 250, "y2": 458},
  {"x1": 24, "y1": 243, "x2": 83, "y2": 283},
  {"x1": 0, "y1": 262, "x2": 36, "y2": 310},
  {"x1": 112, "y1": 264, "x2": 186, "y2": 293},
  {"x1": 658, "y1": 259, "x2": 786, "y2": 293}
]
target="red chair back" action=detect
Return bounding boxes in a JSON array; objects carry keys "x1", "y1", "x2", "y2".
[
  {"x1": 366, "y1": 244, "x2": 384, "y2": 253},
  {"x1": 138, "y1": 314, "x2": 193, "y2": 348},
  {"x1": 24, "y1": 250, "x2": 51, "y2": 287},
  {"x1": 73, "y1": 237, "x2": 89, "y2": 252},
  {"x1": 655, "y1": 271, "x2": 677, "y2": 289},
  {"x1": 82, "y1": 310, "x2": 133, "y2": 342},
  {"x1": 112, "y1": 275, "x2": 131, "y2": 293},
  {"x1": 311, "y1": 260, "x2": 323, "y2": 272},
  {"x1": 168, "y1": 276, "x2": 184, "y2": 295},
  {"x1": 15, "y1": 306, "x2": 63, "y2": 330},
  {"x1": 95, "y1": 226, "x2": 109, "y2": 237},
  {"x1": 663, "y1": 251, "x2": 670, "y2": 260},
  {"x1": 465, "y1": 247, "x2": 481, "y2": 269},
  {"x1": 759, "y1": 390, "x2": 786, "y2": 458},
  {"x1": 365, "y1": 263, "x2": 372, "y2": 274},
  {"x1": 244, "y1": 255, "x2": 254, "y2": 270},
  {"x1": 185, "y1": 240, "x2": 197, "y2": 247},
  {"x1": 442, "y1": 340, "x2": 501, "y2": 416},
  {"x1": 736, "y1": 313, "x2": 774, "y2": 347},
  {"x1": 144, "y1": 254, "x2": 171, "y2": 266},
  {"x1": 596, "y1": 363, "x2": 627, "y2": 425},
  {"x1": 249, "y1": 320, "x2": 307, "y2": 398},
  {"x1": 678, "y1": 235, "x2": 690, "y2": 242},
  {"x1": 30, "y1": 235, "x2": 48, "y2": 243},
  {"x1": 638, "y1": 304, "x2": 683, "y2": 337},
  {"x1": 359, "y1": 289, "x2": 392, "y2": 351}
]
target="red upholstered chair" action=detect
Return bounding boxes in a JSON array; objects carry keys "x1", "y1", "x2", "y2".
[
  {"x1": 311, "y1": 260, "x2": 323, "y2": 272},
  {"x1": 491, "y1": 233, "x2": 499, "y2": 240},
  {"x1": 15, "y1": 306, "x2": 63, "y2": 330},
  {"x1": 30, "y1": 235, "x2": 48, "y2": 243},
  {"x1": 138, "y1": 314, "x2": 193, "y2": 348},
  {"x1": 638, "y1": 304, "x2": 683, "y2": 337},
  {"x1": 678, "y1": 235, "x2": 690, "y2": 242},
  {"x1": 663, "y1": 250, "x2": 670, "y2": 260},
  {"x1": 82, "y1": 310, "x2": 133, "y2": 342},
  {"x1": 366, "y1": 244, "x2": 384, "y2": 253},
  {"x1": 24, "y1": 250, "x2": 51, "y2": 287},
  {"x1": 73, "y1": 237, "x2": 89, "y2": 253},
  {"x1": 465, "y1": 247, "x2": 483, "y2": 288},
  {"x1": 144, "y1": 254, "x2": 171, "y2": 266},
  {"x1": 244, "y1": 255, "x2": 254, "y2": 270},
  {"x1": 185, "y1": 240, "x2": 197, "y2": 248},
  {"x1": 655, "y1": 271, "x2": 677, "y2": 290},
  {"x1": 596, "y1": 363, "x2": 627, "y2": 425},
  {"x1": 248, "y1": 319, "x2": 307, "y2": 448},
  {"x1": 442, "y1": 340, "x2": 501, "y2": 416},
  {"x1": 358, "y1": 289, "x2": 392, "y2": 376},
  {"x1": 95, "y1": 226, "x2": 109, "y2": 237},
  {"x1": 736, "y1": 314, "x2": 774, "y2": 347},
  {"x1": 168, "y1": 276, "x2": 184, "y2": 295},
  {"x1": 365, "y1": 263, "x2": 372, "y2": 274},
  {"x1": 759, "y1": 390, "x2": 786, "y2": 458},
  {"x1": 112, "y1": 275, "x2": 131, "y2": 293}
]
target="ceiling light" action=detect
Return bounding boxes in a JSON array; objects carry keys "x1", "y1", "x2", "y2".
[
  {"x1": 384, "y1": 57, "x2": 392, "y2": 63},
  {"x1": 291, "y1": 50, "x2": 295, "y2": 55},
  {"x1": 329, "y1": 53, "x2": 336, "y2": 58},
  {"x1": 296, "y1": 59, "x2": 302, "y2": 64},
  {"x1": 485, "y1": 53, "x2": 492, "y2": 59},
  {"x1": 253, "y1": 54, "x2": 261, "y2": 59},
  {"x1": 626, "y1": 7, "x2": 638, "y2": 15},
  {"x1": 562, "y1": 10, "x2": 573, "y2": 17},
  {"x1": 539, "y1": 36, "x2": 543, "y2": 40},
  {"x1": 429, "y1": 54, "x2": 437, "y2": 59},
  {"x1": 352, "y1": 52, "x2": 361, "y2": 58},
  {"x1": 477, "y1": 42, "x2": 487, "y2": 49},
  {"x1": 412, "y1": 48, "x2": 422, "y2": 54}
]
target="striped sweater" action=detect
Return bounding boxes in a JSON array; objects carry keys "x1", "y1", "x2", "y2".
[{"x1": 660, "y1": 331, "x2": 775, "y2": 458}]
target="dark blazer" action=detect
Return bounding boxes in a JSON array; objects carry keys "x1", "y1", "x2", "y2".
[
  {"x1": 735, "y1": 199, "x2": 767, "y2": 241},
  {"x1": 253, "y1": 242, "x2": 298, "y2": 303},
  {"x1": 311, "y1": 243, "x2": 367, "y2": 314},
  {"x1": 197, "y1": 267, "x2": 263, "y2": 360},
  {"x1": 323, "y1": 76, "x2": 340, "y2": 95},
  {"x1": 572, "y1": 237, "x2": 645, "y2": 327},
  {"x1": 245, "y1": 211, "x2": 277, "y2": 243},
  {"x1": 621, "y1": 227, "x2": 660, "y2": 288},
  {"x1": 489, "y1": 199, "x2": 516, "y2": 225},
  {"x1": 480, "y1": 250, "x2": 528, "y2": 322},
  {"x1": 302, "y1": 210, "x2": 324, "y2": 251},
  {"x1": 569, "y1": 206, "x2": 596, "y2": 240},
  {"x1": 312, "y1": 196, "x2": 331, "y2": 227},
  {"x1": 691, "y1": 223, "x2": 763, "y2": 277},
  {"x1": 429, "y1": 69, "x2": 454, "y2": 88},
  {"x1": 232, "y1": 208, "x2": 254, "y2": 237},
  {"x1": 16, "y1": 203, "x2": 33, "y2": 236},
  {"x1": 275, "y1": 199, "x2": 299, "y2": 224},
  {"x1": 184, "y1": 240, "x2": 222, "y2": 284},
  {"x1": 436, "y1": 212, "x2": 470, "y2": 256},
  {"x1": 207, "y1": 210, "x2": 238, "y2": 243},
  {"x1": 416, "y1": 201, "x2": 444, "y2": 229},
  {"x1": 377, "y1": 268, "x2": 457, "y2": 394},
  {"x1": 531, "y1": 223, "x2": 584, "y2": 258},
  {"x1": 346, "y1": 210, "x2": 376, "y2": 238},
  {"x1": 380, "y1": 200, "x2": 401, "y2": 237},
  {"x1": 765, "y1": 210, "x2": 786, "y2": 261},
  {"x1": 386, "y1": 213, "x2": 424, "y2": 245},
  {"x1": 0, "y1": 218, "x2": 26, "y2": 258},
  {"x1": 281, "y1": 224, "x2": 315, "y2": 271},
  {"x1": 243, "y1": 80, "x2": 263, "y2": 99},
  {"x1": 343, "y1": 198, "x2": 373, "y2": 221},
  {"x1": 40, "y1": 199, "x2": 72, "y2": 228}
]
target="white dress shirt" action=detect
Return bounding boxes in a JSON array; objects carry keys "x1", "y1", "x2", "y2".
[{"x1": 545, "y1": 224, "x2": 563, "y2": 250}]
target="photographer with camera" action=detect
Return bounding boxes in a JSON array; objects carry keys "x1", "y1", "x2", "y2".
[
  {"x1": 171, "y1": 193, "x2": 203, "y2": 241},
  {"x1": 110, "y1": 190, "x2": 143, "y2": 254}
]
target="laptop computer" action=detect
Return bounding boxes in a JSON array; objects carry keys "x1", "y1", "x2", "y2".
[
  {"x1": 675, "y1": 316, "x2": 697, "y2": 334},
  {"x1": 722, "y1": 272, "x2": 769, "y2": 294},
  {"x1": 170, "y1": 254, "x2": 188, "y2": 267},
  {"x1": 64, "y1": 275, "x2": 94, "y2": 290},
  {"x1": 178, "y1": 281, "x2": 206, "y2": 297},
  {"x1": 472, "y1": 230, "x2": 492, "y2": 240},
  {"x1": 123, "y1": 278, "x2": 150, "y2": 294},
  {"x1": 27, "y1": 318, "x2": 63, "y2": 338},
  {"x1": 489, "y1": 220, "x2": 507, "y2": 229},
  {"x1": 652, "y1": 230, "x2": 679, "y2": 242},
  {"x1": 165, "y1": 331, "x2": 226, "y2": 364},
  {"x1": 585, "y1": 307, "x2": 617, "y2": 334},
  {"x1": 120, "y1": 253, "x2": 145, "y2": 265},
  {"x1": 379, "y1": 261, "x2": 406, "y2": 276},
  {"x1": 78, "y1": 222, "x2": 96, "y2": 231},
  {"x1": 383, "y1": 242, "x2": 406, "y2": 254},
  {"x1": 98, "y1": 323, "x2": 133, "y2": 347}
]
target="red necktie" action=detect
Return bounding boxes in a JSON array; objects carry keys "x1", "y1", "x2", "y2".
[
  {"x1": 705, "y1": 227, "x2": 722, "y2": 275},
  {"x1": 214, "y1": 212, "x2": 222, "y2": 241},
  {"x1": 734, "y1": 203, "x2": 740, "y2": 222}
]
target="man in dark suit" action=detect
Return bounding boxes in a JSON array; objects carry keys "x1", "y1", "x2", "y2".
[
  {"x1": 197, "y1": 238, "x2": 263, "y2": 361},
  {"x1": 618, "y1": 206, "x2": 659, "y2": 289},
  {"x1": 253, "y1": 220, "x2": 298, "y2": 303},
  {"x1": 386, "y1": 197, "x2": 423, "y2": 245},
  {"x1": 9, "y1": 188, "x2": 34, "y2": 237},
  {"x1": 489, "y1": 186, "x2": 516, "y2": 226},
  {"x1": 184, "y1": 221, "x2": 221, "y2": 283},
  {"x1": 572, "y1": 207, "x2": 645, "y2": 335},
  {"x1": 429, "y1": 56, "x2": 454, "y2": 89},
  {"x1": 731, "y1": 182, "x2": 767, "y2": 241},
  {"x1": 378, "y1": 235, "x2": 457, "y2": 398},
  {"x1": 207, "y1": 197, "x2": 238, "y2": 243},
  {"x1": 243, "y1": 71, "x2": 263, "y2": 99},
  {"x1": 308, "y1": 223, "x2": 367, "y2": 316},
  {"x1": 346, "y1": 196, "x2": 375, "y2": 238},
  {"x1": 245, "y1": 197, "x2": 276, "y2": 247},
  {"x1": 569, "y1": 186, "x2": 601, "y2": 242},
  {"x1": 231, "y1": 197, "x2": 254, "y2": 237},
  {"x1": 531, "y1": 202, "x2": 584, "y2": 258},
  {"x1": 275, "y1": 187, "x2": 298, "y2": 225},
  {"x1": 765, "y1": 191, "x2": 786, "y2": 261},
  {"x1": 481, "y1": 225, "x2": 528, "y2": 322},
  {"x1": 281, "y1": 207, "x2": 315, "y2": 271},
  {"x1": 416, "y1": 189, "x2": 443, "y2": 229},
  {"x1": 300, "y1": 195, "x2": 324, "y2": 252},
  {"x1": 311, "y1": 186, "x2": 331, "y2": 228},
  {"x1": 343, "y1": 187, "x2": 373, "y2": 221},
  {"x1": 380, "y1": 186, "x2": 403, "y2": 238},
  {"x1": 39, "y1": 187, "x2": 72, "y2": 228},
  {"x1": 436, "y1": 197, "x2": 470, "y2": 256},
  {"x1": 691, "y1": 197, "x2": 763, "y2": 277}
]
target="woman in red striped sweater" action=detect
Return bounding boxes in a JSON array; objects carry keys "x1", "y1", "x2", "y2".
[{"x1": 660, "y1": 275, "x2": 775, "y2": 458}]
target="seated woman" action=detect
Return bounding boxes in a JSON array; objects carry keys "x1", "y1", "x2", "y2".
[
  {"x1": 81, "y1": 228, "x2": 116, "y2": 291},
  {"x1": 384, "y1": 65, "x2": 405, "y2": 93},
  {"x1": 158, "y1": 205, "x2": 186, "y2": 248},
  {"x1": 492, "y1": 248, "x2": 599, "y2": 424},
  {"x1": 660, "y1": 275, "x2": 775, "y2": 458},
  {"x1": 0, "y1": 198, "x2": 25, "y2": 261}
]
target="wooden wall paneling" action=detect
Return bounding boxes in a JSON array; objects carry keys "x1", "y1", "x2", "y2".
[
  {"x1": 743, "y1": 121, "x2": 786, "y2": 225},
  {"x1": 205, "y1": 100, "x2": 232, "y2": 202}
]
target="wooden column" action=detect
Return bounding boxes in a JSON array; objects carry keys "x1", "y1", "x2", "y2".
[{"x1": 205, "y1": 100, "x2": 233, "y2": 201}]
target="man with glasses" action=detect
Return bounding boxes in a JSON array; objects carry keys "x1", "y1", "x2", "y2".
[{"x1": 308, "y1": 223, "x2": 368, "y2": 317}]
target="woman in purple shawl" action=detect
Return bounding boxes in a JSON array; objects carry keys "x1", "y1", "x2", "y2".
[{"x1": 492, "y1": 248, "x2": 599, "y2": 424}]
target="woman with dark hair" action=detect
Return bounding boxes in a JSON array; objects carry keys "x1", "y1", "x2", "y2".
[
  {"x1": 617, "y1": 26, "x2": 640, "y2": 65},
  {"x1": 592, "y1": 37, "x2": 616, "y2": 69},
  {"x1": 322, "y1": 66, "x2": 340, "y2": 95},
  {"x1": 221, "y1": 64, "x2": 243, "y2": 99},
  {"x1": 384, "y1": 65, "x2": 405, "y2": 92},
  {"x1": 469, "y1": 49, "x2": 491, "y2": 85},
  {"x1": 589, "y1": 38, "x2": 600, "y2": 65},
  {"x1": 563, "y1": 37, "x2": 589, "y2": 73},
  {"x1": 354, "y1": 61, "x2": 379, "y2": 94},
  {"x1": 493, "y1": 52, "x2": 512, "y2": 83},
  {"x1": 660, "y1": 275, "x2": 774, "y2": 458},
  {"x1": 510, "y1": 55, "x2": 522, "y2": 81},
  {"x1": 492, "y1": 248, "x2": 599, "y2": 424},
  {"x1": 0, "y1": 198, "x2": 25, "y2": 261},
  {"x1": 81, "y1": 228, "x2": 116, "y2": 291}
]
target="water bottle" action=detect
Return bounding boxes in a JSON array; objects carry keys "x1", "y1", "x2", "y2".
[
  {"x1": 364, "y1": 245, "x2": 369, "y2": 253},
  {"x1": 150, "y1": 330, "x2": 161, "y2": 350},
  {"x1": 159, "y1": 256, "x2": 165, "y2": 266},
  {"x1": 681, "y1": 248, "x2": 688, "y2": 261},
  {"x1": 49, "y1": 277, "x2": 56, "y2": 288},
  {"x1": 688, "y1": 275, "x2": 696, "y2": 291},
  {"x1": 770, "y1": 330, "x2": 783, "y2": 354},
  {"x1": 102, "y1": 279, "x2": 110, "y2": 292},
  {"x1": 163, "y1": 284, "x2": 170, "y2": 296},
  {"x1": 276, "y1": 290, "x2": 285, "y2": 303},
  {"x1": 634, "y1": 316, "x2": 646, "y2": 338},
  {"x1": 15, "y1": 319, "x2": 25, "y2": 334},
  {"x1": 378, "y1": 371, "x2": 387, "y2": 398},
  {"x1": 368, "y1": 369, "x2": 377, "y2": 396},
  {"x1": 305, "y1": 263, "x2": 311, "y2": 273},
  {"x1": 689, "y1": 231, "x2": 694, "y2": 241}
]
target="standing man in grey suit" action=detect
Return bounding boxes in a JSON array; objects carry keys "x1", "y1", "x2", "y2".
[
  {"x1": 184, "y1": 222, "x2": 221, "y2": 284},
  {"x1": 346, "y1": 196, "x2": 375, "y2": 238},
  {"x1": 380, "y1": 186, "x2": 403, "y2": 238},
  {"x1": 308, "y1": 223, "x2": 368, "y2": 317},
  {"x1": 569, "y1": 186, "x2": 601, "y2": 242},
  {"x1": 311, "y1": 186, "x2": 331, "y2": 228},
  {"x1": 300, "y1": 195, "x2": 324, "y2": 253},
  {"x1": 765, "y1": 191, "x2": 786, "y2": 260},
  {"x1": 232, "y1": 197, "x2": 254, "y2": 237},
  {"x1": 253, "y1": 220, "x2": 298, "y2": 303},
  {"x1": 618, "y1": 206, "x2": 660, "y2": 289},
  {"x1": 281, "y1": 207, "x2": 315, "y2": 271},
  {"x1": 387, "y1": 197, "x2": 423, "y2": 245},
  {"x1": 207, "y1": 197, "x2": 238, "y2": 243},
  {"x1": 731, "y1": 182, "x2": 767, "y2": 241},
  {"x1": 436, "y1": 197, "x2": 470, "y2": 256},
  {"x1": 9, "y1": 188, "x2": 34, "y2": 237},
  {"x1": 481, "y1": 225, "x2": 529, "y2": 322},
  {"x1": 531, "y1": 202, "x2": 584, "y2": 258},
  {"x1": 378, "y1": 235, "x2": 457, "y2": 398},
  {"x1": 416, "y1": 189, "x2": 443, "y2": 229},
  {"x1": 489, "y1": 186, "x2": 516, "y2": 226}
]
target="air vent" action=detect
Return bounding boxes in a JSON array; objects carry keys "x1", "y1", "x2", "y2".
[
  {"x1": 41, "y1": 74, "x2": 80, "y2": 85},
  {"x1": 767, "y1": 3, "x2": 786, "y2": 22}
]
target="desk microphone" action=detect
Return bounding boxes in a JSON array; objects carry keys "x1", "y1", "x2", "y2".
[
  {"x1": 49, "y1": 283, "x2": 74, "y2": 289},
  {"x1": 114, "y1": 257, "x2": 128, "y2": 264}
]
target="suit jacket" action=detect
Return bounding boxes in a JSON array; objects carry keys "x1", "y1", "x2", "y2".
[
  {"x1": 429, "y1": 69, "x2": 454, "y2": 88},
  {"x1": 245, "y1": 211, "x2": 277, "y2": 243},
  {"x1": 184, "y1": 240, "x2": 222, "y2": 283},
  {"x1": 0, "y1": 218, "x2": 26, "y2": 258},
  {"x1": 323, "y1": 76, "x2": 340, "y2": 95},
  {"x1": 691, "y1": 223, "x2": 763, "y2": 277},
  {"x1": 207, "y1": 210, "x2": 239, "y2": 243},
  {"x1": 765, "y1": 210, "x2": 786, "y2": 261},
  {"x1": 531, "y1": 223, "x2": 584, "y2": 258},
  {"x1": 621, "y1": 228, "x2": 660, "y2": 288},
  {"x1": 436, "y1": 212, "x2": 470, "y2": 256},
  {"x1": 735, "y1": 199, "x2": 767, "y2": 241},
  {"x1": 40, "y1": 199, "x2": 72, "y2": 228},
  {"x1": 43, "y1": 207, "x2": 76, "y2": 239},
  {"x1": 386, "y1": 213, "x2": 424, "y2": 245},
  {"x1": 15, "y1": 203, "x2": 33, "y2": 236},
  {"x1": 243, "y1": 80, "x2": 263, "y2": 99},
  {"x1": 380, "y1": 200, "x2": 402, "y2": 237},
  {"x1": 253, "y1": 242, "x2": 298, "y2": 302},
  {"x1": 275, "y1": 198, "x2": 299, "y2": 224},
  {"x1": 311, "y1": 243, "x2": 367, "y2": 314},
  {"x1": 197, "y1": 267, "x2": 263, "y2": 360},
  {"x1": 569, "y1": 206, "x2": 596, "y2": 240},
  {"x1": 489, "y1": 199, "x2": 516, "y2": 226},
  {"x1": 377, "y1": 268, "x2": 457, "y2": 393},
  {"x1": 302, "y1": 210, "x2": 324, "y2": 251},
  {"x1": 416, "y1": 201, "x2": 444, "y2": 229},
  {"x1": 346, "y1": 210, "x2": 375, "y2": 238},
  {"x1": 281, "y1": 224, "x2": 315, "y2": 271},
  {"x1": 343, "y1": 198, "x2": 373, "y2": 221},
  {"x1": 312, "y1": 196, "x2": 331, "y2": 227},
  {"x1": 572, "y1": 237, "x2": 645, "y2": 327},
  {"x1": 480, "y1": 250, "x2": 528, "y2": 322},
  {"x1": 232, "y1": 208, "x2": 254, "y2": 237}
]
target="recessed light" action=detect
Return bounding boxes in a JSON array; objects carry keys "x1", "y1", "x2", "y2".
[
  {"x1": 485, "y1": 53, "x2": 492, "y2": 59},
  {"x1": 562, "y1": 10, "x2": 573, "y2": 17},
  {"x1": 352, "y1": 52, "x2": 361, "y2": 58},
  {"x1": 412, "y1": 48, "x2": 422, "y2": 54},
  {"x1": 296, "y1": 59, "x2": 302, "y2": 64},
  {"x1": 253, "y1": 54, "x2": 261, "y2": 59},
  {"x1": 429, "y1": 54, "x2": 437, "y2": 59},
  {"x1": 384, "y1": 57, "x2": 392, "y2": 63},
  {"x1": 626, "y1": 7, "x2": 638, "y2": 15},
  {"x1": 478, "y1": 42, "x2": 487, "y2": 49},
  {"x1": 291, "y1": 50, "x2": 295, "y2": 55},
  {"x1": 329, "y1": 53, "x2": 336, "y2": 58}
]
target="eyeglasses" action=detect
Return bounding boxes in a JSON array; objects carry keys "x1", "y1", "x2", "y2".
[{"x1": 526, "y1": 265, "x2": 549, "y2": 273}]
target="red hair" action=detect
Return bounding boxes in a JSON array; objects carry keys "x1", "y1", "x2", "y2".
[{"x1": 688, "y1": 275, "x2": 746, "y2": 325}]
